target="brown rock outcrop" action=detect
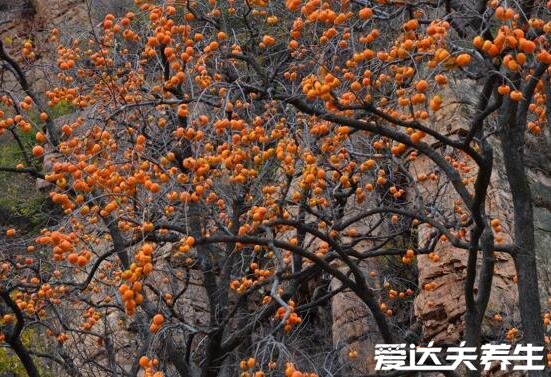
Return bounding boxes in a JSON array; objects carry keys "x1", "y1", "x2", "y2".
[
  {"x1": 412, "y1": 80, "x2": 519, "y2": 345},
  {"x1": 330, "y1": 260, "x2": 382, "y2": 374}
]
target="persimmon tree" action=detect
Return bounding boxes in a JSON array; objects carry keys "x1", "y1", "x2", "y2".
[{"x1": 0, "y1": 0, "x2": 550, "y2": 377}]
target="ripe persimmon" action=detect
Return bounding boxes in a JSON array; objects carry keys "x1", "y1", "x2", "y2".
[
  {"x1": 359, "y1": 8, "x2": 373, "y2": 19},
  {"x1": 32, "y1": 145, "x2": 44, "y2": 157},
  {"x1": 510, "y1": 90, "x2": 523, "y2": 101},
  {"x1": 455, "y1": 53, "x2": 471, "y2": 66},
  {"x1": 152, "y1": 314, "x2": 164, "y2": 325}
]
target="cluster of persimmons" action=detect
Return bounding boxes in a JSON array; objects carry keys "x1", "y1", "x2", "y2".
[{"x1": 0, "y1": 0, "x2": 550, "y2": 374}]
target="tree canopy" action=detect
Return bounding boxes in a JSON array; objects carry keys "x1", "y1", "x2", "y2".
[{"x1": 0, "y1": 0, "x2": 550, "y2": 376}]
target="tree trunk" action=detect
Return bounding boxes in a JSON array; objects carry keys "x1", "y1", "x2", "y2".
[
  {"x1": 9, "y1": 338, "x2": 40, "y2": 377},
  {"x1": 330, "y1": 259, "x2": 382, "y2": 374},
  {"x1": 500, "y1": 107, "x2": 546, "y2": 376}
]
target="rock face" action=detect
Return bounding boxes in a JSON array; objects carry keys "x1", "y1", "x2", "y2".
[
  {"x1": 328, "y1": 79, "x2": 543, "y2": 374},
  {"x1": 411, "y1": 80, "x2": 520, "y2": 346},
  {"x1": 414, "y1": 239, "x2": 519, "y2": 345},
  {"x1": 0, "y1": 0, "x2": 89, "y2": 93},
  {"x1": 0, "y1": 0, "x2": 134, "y2": 92},
  {"x1": 330, "y1": 260, "x2": 382, "y2": 374},
  {"x1": 529, "y1": 169, "x2": 551, "y2": 304},
  {"x1": 412, "y1": 154, "x2": 520, "y2": 345}
]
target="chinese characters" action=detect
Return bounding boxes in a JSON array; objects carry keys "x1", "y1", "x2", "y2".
[{"x1": 375, "y1": 342, "x2": 545, "y2": 371}]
